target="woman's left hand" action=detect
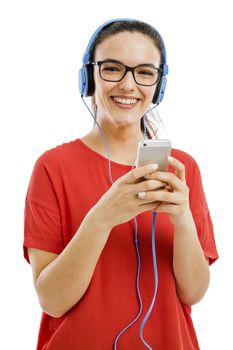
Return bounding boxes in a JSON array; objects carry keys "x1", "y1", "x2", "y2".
[{"x1": 138, "y1": 156, "x2": 190, "y2": 225}]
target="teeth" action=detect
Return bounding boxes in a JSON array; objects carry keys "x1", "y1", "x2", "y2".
[{"x1": 113, "y1": 97, "x2": 137, "y2": 105}]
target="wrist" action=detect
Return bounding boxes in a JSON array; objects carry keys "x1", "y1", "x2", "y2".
[
  {"x1": 86, "y1": 205, "x2": 114, "y2": 233},
  {"x1": 170, "y1": 208, "x2": 194, "y2": 229}
]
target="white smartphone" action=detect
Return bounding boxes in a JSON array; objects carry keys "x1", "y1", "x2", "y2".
[{"x1": 136, "y1": 139, "x2": 172, "y2": 171}]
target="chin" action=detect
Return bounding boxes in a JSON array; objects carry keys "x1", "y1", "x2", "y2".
[
  {"x1": 112, "y1": 111, "x2": 141, "y2": 124},
  {"x1": 112, "y1": 117, "x2": 138, "y2": 128}
]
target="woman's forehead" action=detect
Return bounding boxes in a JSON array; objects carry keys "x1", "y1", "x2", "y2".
[{"x1": 95, "y1": 31, "x2": 160, "y2": 65}]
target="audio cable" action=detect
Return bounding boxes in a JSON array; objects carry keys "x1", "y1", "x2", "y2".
[{"x1": 81, "y1": 97, "x2": 159, "y2": 349}]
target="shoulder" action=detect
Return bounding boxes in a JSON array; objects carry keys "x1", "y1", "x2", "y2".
[
  {"x1": 37, "y1": 138, "x2": 80, "y2": 161},
  {"x1": 171, "y1": 148, "x2": 197, "y2": 166},
  {"x1": 28, "y1": 139, "x2": 85, "y2": 196},
  {"x1": 29, "y1": 139, "x2": 85, "y2": 183},
  {"x1": 171, "y1": 148, "x2": 200, "y2": 173},
  {"x1": 34, "y1": 139, "x2": 85, "y2": 169}
]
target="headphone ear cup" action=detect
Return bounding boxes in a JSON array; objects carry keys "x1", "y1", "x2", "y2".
[
  {"x1": 79, "y1": 64, "x2": 95, "y2": 97},
  {"x1": 79, "y1": 65, "x2": 88, "y2": 96},
  {"x1": 86, "y1": 64, "x2": 94, "y2": 96},
  {"x1": 152, "y1": 76, "x2": 167, "y2": 105}
]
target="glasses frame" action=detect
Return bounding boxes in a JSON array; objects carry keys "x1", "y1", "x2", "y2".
[{"x1": 91, "y1": 60, "x2": 162, "y2": 87}]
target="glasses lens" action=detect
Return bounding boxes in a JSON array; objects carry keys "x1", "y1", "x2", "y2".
[
  {"x1": 100, "y1": 62, "x2": 125, "y2": 82},
  {"x1": 134, "y1": 66, "x2": 159, "y2": 85}
]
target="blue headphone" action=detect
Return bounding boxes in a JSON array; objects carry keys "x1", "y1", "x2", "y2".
[{"x1": 79, "y1": 18, "x2": 168, "y2": 105}]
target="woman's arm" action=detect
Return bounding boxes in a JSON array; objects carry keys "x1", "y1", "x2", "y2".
[
  {"x1": 28, "y1": 163, "x2": 166, "y2": 317},
  {"x1": 172, "y1": 210, "x2": 210, "y2": 305},
  {"x1": 28, "y1": 212, "x2": 111, "y2": 318},
  {"x1": 140, "y1": 156, "x2": 210, "y2": 304}
]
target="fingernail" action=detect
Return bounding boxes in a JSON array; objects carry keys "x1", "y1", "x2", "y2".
[
  {"x1": 138, "y1": 192, "x2": 146, "y2": 199},
  {"x1": 149, "y1": 164, "x2": 158, "y2": 170}
]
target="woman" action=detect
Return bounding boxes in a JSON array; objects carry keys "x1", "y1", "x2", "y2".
[{"x1": 24, "y1": 18, "x2": 218, "y2": 349}]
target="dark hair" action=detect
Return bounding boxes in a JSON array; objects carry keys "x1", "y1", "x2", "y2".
[
  {"x1": 90, "y1": 20, "x2": 164, "y2": 139},
  {"x1": 90, "y1": 20, "x2": 163, "y2": 61}
]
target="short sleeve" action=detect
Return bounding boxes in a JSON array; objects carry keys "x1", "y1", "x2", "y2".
[
  {"x1": 23, "y1": 154, "x2": 64, "y2": 263},
  {"x1": 187, "y1": 158, "x2": 218, "y2": 265}
]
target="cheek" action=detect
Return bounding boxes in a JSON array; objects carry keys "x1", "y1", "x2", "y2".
[
  {"x1": 94, "y1": 82, "x2": 112, "y2": 112},
  {"x1": 94, "y1": 72, "x2": 109, "y2": 97},
  {"x1": 142, "y1": 86, "x2": 156, "y2": 104},
  {"x1": 93, "y1": 78, "x2": 105, "y2": 103}
]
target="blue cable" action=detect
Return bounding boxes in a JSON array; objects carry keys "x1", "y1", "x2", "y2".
[
  {"x1": 81, "y1": 98, "x2": 144, "y2": 347},
  {"x1": 139, "y1": 211, "x2": 158, "y2": 349},
  {"x1": 81, "y1": 97, "x2": 114, "y2": 184},
  {"x1": 113, "y1": 217, "x2": 143, "y2": 350},
  {"x1": 81, "y1": 98, "x2": 158, "y2": 349}
]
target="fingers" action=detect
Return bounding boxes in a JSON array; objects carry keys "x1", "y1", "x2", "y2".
[
  {"x1": 145, "y1": 164, "x2": 186, "y2": 192},
  {"x1": 126, "y1": 157, "x2": 185, "y2": 186},
  {"x1": 137, "y1": 188, "x2": 184, "y2": 204},
  {"x1": 135, "y1": 179, "x2": 167, "y2": 194},
  {"x1": 137, "y1": 200, "x2": 161, "y2": 212},
  {"x1": 146, "y1": 171, "x2": 181, "y2": 191},
  {"x1": 152, "y1": 203, "x2": 189, "y2": 218},
  {"x1": 126, "y1": 163, "x2": 159, "y2": 184},
  {"x1": 143, "y1": 157, "x2": 186, "y2": 184},
  {"x1": 167, "y1": 156, "x2": 186, "y2": 181}
]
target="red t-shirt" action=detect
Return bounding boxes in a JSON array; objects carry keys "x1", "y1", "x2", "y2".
[{"x1": 24, "y1": 139, "x2": 218, "y2": 350}]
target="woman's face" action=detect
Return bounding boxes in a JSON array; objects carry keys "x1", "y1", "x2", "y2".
[{"x1": 93, "y1": 31, "x2": 161, "y2": 130}]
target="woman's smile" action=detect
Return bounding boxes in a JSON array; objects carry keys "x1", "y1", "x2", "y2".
[{"x1": 110, "y1": 95, "x2": 140, "y2": 109}]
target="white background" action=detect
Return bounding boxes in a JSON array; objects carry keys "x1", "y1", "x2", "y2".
[{"x1": 0, "y1": 0, "x2": 232, "y2": 349}]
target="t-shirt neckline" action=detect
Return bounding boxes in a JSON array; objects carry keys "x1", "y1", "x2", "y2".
[{"x1": 77, "y1": 139, "x2": 134, "y2": 169}]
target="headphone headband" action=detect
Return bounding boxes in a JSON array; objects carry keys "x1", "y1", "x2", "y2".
[
  {"x1": 82, "y1": 19, "x2": 127, "y2": 64},
  {"x1": 79, "y1": 18, "x2": 168, "y2": 105}
]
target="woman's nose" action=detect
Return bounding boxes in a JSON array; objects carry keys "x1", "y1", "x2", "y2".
[{"x1": 117, "y1": 71, "x2": 136, "y2": 91}]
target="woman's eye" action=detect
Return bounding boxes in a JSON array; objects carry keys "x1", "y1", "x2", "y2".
[
  {"x1": 102, "y1": 65, "x2": 121, "y2": 72},
  {"x1": 138, "y1": 69, "x2": 154, "y2": 76},
  {"x1": 105, "y1": 67, "x2": 118, "y2": 71}
]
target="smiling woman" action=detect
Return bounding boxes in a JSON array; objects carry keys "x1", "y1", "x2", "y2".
[
  {"x1": 23, "y1": 18, "x2": 218, "y2": 350},
  {"x1": 89, "y1": 31, "x2": 161, "y2": 136}
]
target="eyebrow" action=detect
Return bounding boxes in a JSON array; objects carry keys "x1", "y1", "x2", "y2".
[{"x1": 99, "y1": 58, "x2": 157, "y2": 69}]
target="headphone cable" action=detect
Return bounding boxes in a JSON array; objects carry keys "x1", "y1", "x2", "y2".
[{"x1": 81, "y1": 97, "x2": 158, "y2": 349}]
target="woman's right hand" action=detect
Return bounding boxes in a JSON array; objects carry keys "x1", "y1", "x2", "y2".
[{"x1": 91, "y1": 163, "x2": 166, "y2": 230}]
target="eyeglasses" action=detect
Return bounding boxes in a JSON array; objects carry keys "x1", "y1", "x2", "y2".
[{"x1": 91, "y1": 60, "x2": 162, "y2": 86}]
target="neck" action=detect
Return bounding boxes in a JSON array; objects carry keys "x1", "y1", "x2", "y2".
[{"x1": 82, "y1": 121, "x2": 145, "y2": 165}]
